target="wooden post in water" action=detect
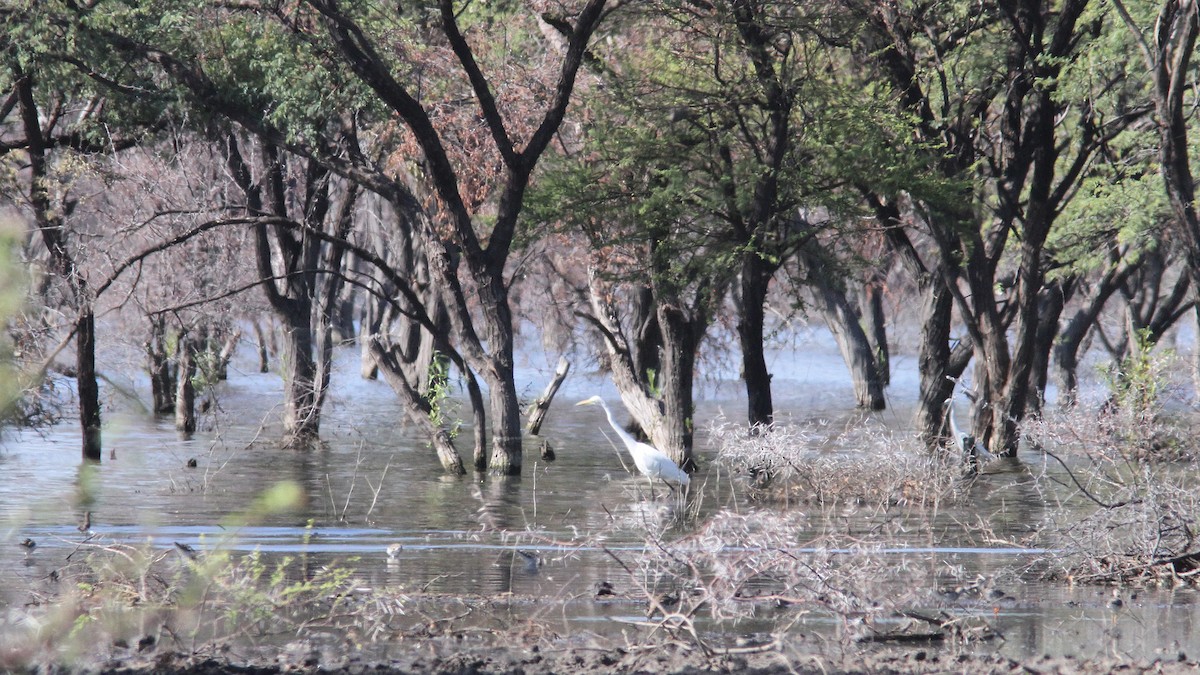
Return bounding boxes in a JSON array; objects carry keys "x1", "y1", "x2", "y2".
[{"x1": 526, "y1": 357, "x2": 570, "y2": 436}]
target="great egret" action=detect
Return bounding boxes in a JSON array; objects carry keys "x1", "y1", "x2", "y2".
[
  {"x1": 943, "y1": 397, "x2": 994, "y2": 472},
  {"x1": 575, "y1": 395, "x2": 690, "y2": 491}
]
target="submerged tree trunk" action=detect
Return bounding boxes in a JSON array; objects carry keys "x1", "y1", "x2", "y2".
[
  {"x1": 526, "y1": 357, "x2": 570, "y2": 436},
  {"x1": 175, "y1": 334, "x2": 197, "y2": 434},
  {"x1": 280, "y1": 317, "x2": 321, "y2": 444},
  {"x1": 1029, "y1": 279, "x2": 1072, "y2": 414},
  {"x1": 76, "y1": 311, "x2": 102, "y2": 459},
  {"x1": 215, "y1": 329, "x2": 240, "y2": 382},
  {"x1": 809, "y1": 274, "x2": 886, "y2": 410},
  {"x1": 862, "y1": 273, "x2": 891, "y2": 388},
  {"x1": 252, "y1": 319, "x2": 271, "y2": 374},
  {"x1": 357, "y1": 196, "x2": 476, "y2": 472},
  {"x1": 653, "y1": 303, "x2": 699, "y2": 468},
  {"x1": 226, "y1": 138, "x2": 363, "y2": 449},
  {"x1": 915, "y1": 277, "x2": 960, "y2": 450},
  {"x1": 736, "y1": 254, "x2": 775, "y2": 427},
  {"x1": 866, "y1": 195, "x2": 965, "y2": 451},
  {"x1": 583, "y1": 271, "x2": 710, "y2": 469},
  {"x1": 147, "y1": 317, "x2": 176, "y2": 414},
  {"x1": 16, "y1": 68, "x2": 101, "y2": 460},
  {"x1": 359, "y1": 301, "x2": 382, "y2": 380},
  {"x1": 370, "y1": 340, "x2": 466, "y2": 475}
]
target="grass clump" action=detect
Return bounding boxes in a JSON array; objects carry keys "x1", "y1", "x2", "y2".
[{"x1": 0, "y1": 537, "x2": 366, "y2": 672}]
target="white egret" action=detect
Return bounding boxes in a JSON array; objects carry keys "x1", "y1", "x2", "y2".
[
  {"x1": 943, "y1": 397, "x2": 994, "y2": 473},
  {"x1": 575, "y1": 396, "x2": 690, "y2": 491}
]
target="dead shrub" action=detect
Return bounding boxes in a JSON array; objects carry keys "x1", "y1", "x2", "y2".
[
  {"x1": 711, "y1": 421, "x2": 966, "y2": 508},
  {"x1": 1025, "y1": 405, "x2": 1200, "y2": 586},
  {"x1": 601, "y1": 508, "x2": 999, "y2": 651}
]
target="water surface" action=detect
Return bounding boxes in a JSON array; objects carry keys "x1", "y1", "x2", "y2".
[{"x1": 1, "y1": 335, "x2": 1193, "y2": 663}]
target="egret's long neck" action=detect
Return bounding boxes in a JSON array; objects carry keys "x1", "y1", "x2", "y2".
[{"x1": 598, "y1": 400, "x2": 639, "y2": 449}]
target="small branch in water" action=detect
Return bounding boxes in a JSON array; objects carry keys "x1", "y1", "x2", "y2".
[{"x1": 1038, "y1": 446, "x2": 1143, "y2": 510}]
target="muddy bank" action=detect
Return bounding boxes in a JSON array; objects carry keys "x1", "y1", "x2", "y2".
[
  {"x1": 72, "y1": 650, "x2": 1200, "y2": 675},
  {"x1": 41, "y1": 634, "x2": 1200, "y2": 675}
]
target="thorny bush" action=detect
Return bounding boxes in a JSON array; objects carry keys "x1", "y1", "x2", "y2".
[
  {"x1": 711, "y1": 420, "x2": 968, "y2": 507},
  {"x1": 1026, "y1": 402, "x2": 1200, "y2": 586}
]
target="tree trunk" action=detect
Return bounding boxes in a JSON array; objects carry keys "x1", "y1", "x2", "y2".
[
  {"x1": 16, "y1": 68, "x2": 102, "y2": 460},
  {"x1": 1029, "y1": 279, "x2": 1070, "y2": 414},
  {"x1": 77, "y1": 310, "x2": 102, "y2": 460},
  {"x1": 736, "y1": 255, "x2": 775, "y2": 426},
  {"x1": 1054, "y1": 264, "x2": 1131, "y2": 408},
  {"x1": 526, "y1": 357, "x2": 570, "y2": 436},
  {"x1": 485, "y1": 359, "x2": 523, "y2": 475},
  {"x1": 358, "y1": 195, "x2": 479, "y2": 472},
  {"x1": 280, "y1": 315, "x2": 321, "y2": 446},
  {"x1": 984, "y1": 238, "x2": 1046, "y2": 458},
  {"x1": 584, "y1": 271, "x2": 705, "y2": 470},
  {"x1": 653, "y1": 304, "x2": 698, "y2": 469},
  {"x1": 862, "y1": 274, "x2": 891, "y2": 387},
  {"x1": 632, "y1": 285, "x2": 662, "y2": 394},
  {"x1": 810, "y1": 275, "x2": 885, "y2": 410},
  {"x1": 147, "y1": 317, "x2": 175, "y2": 414},
  {"x1": 370, "y1": 340, "x2": 466, "y2": 474},
  {"x1": 175, "y1": 334, "x2": 197, "y2": 434},
  {"x1": 360, "y1": 332, "x2": 379, "y2": 380},
  {"x1": 252, "y1": 319, "x2": 271, "y2": 373},
  {"x1": 915, "y1": 277, "x2": 959, "y2": 450},
  {"x1": 215, "y1": 329, "x2": 240, "y2": 382}
]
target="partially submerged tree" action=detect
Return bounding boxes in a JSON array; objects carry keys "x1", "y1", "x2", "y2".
[{"x1": 223, "y1": 136, "x2": 360, "y2": 448}]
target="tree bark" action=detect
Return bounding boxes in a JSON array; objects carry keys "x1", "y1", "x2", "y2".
[
  {"x1": 76, "y1": 311, "x2": 102, "y2": 459},
  {"x1": 862, "y1": 273, "x2": 891, "y2": 388},
  {"x1": 654, "y1": 303, "x2": 699, "y2": 467},
  {"x1": 147, "y1": 317, "x2": 175, "y2": 414},
  {"x1": 1029, "y1": 279, "x2": 1072, "y2": 413},
  {"x1": 736, "y1": 254, "x2": 775, "y2": 426},
  {"x1": 175, "y1": 334, "x2": 197, "y2": 434},
  {"x1": 915, "y1": 275, "x2": 960, "y2": 449},
  {"x1": 808, "y1": 270, "x2": 886, "y2": 410},
  {"x1": 252, "y1": 319, "x2": 271, "y2": 374},
  {"x1": 215, "y1": 329, "x2": 240, "y2": 382}
]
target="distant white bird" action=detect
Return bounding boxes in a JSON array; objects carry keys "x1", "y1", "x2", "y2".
[{"x1": 575, "y1": 396, "x2": 690, "y2": 492}]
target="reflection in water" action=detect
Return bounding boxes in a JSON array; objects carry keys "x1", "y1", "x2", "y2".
[{"x1": 0, "y1": 344, "x2": 1194, "y2": 662}]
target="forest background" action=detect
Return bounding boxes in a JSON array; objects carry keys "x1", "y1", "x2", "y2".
[{"x1": 3, "y1": 0, "x2": 1200, "y2": 478}]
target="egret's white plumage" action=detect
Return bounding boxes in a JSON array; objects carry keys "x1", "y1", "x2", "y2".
[
  {"x1": 576, "y1": 395, "x2": 690, "y2": 488},
  {"x1": 944, "y1": 398, "x2": 994, "y2": 471}
]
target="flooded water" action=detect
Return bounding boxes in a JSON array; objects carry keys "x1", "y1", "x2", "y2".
[{"x1": 2, "y1": 331, "x2": 1198, "y2": 663}]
